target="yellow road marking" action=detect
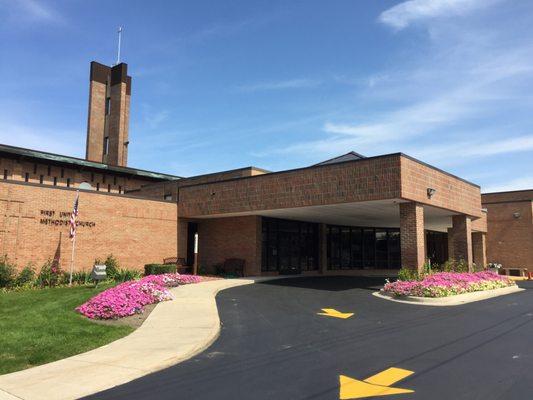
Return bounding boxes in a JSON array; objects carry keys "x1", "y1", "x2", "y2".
[
  {"x1": 364, "y1": 367, "x2": 414, "y2": 387},
  {"x1": 339, "y1": 368, "x2": 414, "y2": 399},
  {"x1": 317, "y1": 308, "x2": 354, "y2": 319}
]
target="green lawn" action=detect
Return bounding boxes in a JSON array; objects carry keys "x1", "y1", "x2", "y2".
[{"x1": 0, "y1": 284, "x2": 133, "y2": 375}]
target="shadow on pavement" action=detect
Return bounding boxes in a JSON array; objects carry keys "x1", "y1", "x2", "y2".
[{"x1": 258, "y1": 275, "x2": 388, "y2": 292}]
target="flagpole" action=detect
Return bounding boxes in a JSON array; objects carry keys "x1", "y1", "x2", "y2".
[
  {"x1": 68, "y1": 190, "x2": 80, "y2": 286},
  {"x1": 69, "y1": 233, "x2": 76, "y2": 286}
]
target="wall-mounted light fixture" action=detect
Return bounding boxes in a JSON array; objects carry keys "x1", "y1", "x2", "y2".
[
  {"x1": 513, "y1": 212, "x2": 521, "y2": 219},
  {"x1": 427, "y1": 188, "x2": 437, "y2": 199}
]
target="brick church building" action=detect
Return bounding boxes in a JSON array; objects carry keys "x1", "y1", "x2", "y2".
[{"x1": 0, "y1": 60, "x2": 529, "y2": 276}]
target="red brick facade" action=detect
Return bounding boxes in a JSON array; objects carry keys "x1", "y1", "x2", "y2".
[
  {"x1": 196, "y1": 216, "x2": 261, "y2": 276},
  {"x1": 0, "y1": 180, "x2": 177, "y2": 272},
  {"x1": 482, "y1": 190, "x2": 533, "y2": 271},
  {"x1": 399, "y1": 202, "x2": 426, "y2": 272}
]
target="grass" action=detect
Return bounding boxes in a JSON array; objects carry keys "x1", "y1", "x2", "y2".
[{"x1": 0, "y1": 284, "x2": 134, "y2": 375}]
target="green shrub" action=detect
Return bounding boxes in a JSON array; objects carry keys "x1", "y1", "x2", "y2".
[
  {"x1": 455, "y1": 259, "x2": 469, "y2": 272},
  {"x1": 442, "y1": 259, "x2": 456, "y2": 272},
  {"x1": 397, "y1": 267, "x2": 419, "y2": 281},
  {"x1": 144, "y1": 264, "x2": 176, "y2": 276},
  {"x1": 94, "y1": 255, "x2": 120, "y2": 279},
  {"x1": 0, "y1": 256, "x2": 16, "y2": 288},
  {"x1": 15, "y1": 264, "x2": 36, "y2": 287},
  {"x1": 114, "y1": 268, "x2": 142, "y2": 282},
  {"x1": 35, "y1": 260, "x2": 62, "y2": 287},
  {"x1": 70, "y1": 271, "x2": 92, "y2": 285}
]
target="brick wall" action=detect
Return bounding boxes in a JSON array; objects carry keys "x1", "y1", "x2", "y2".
[
  {"x1": 482, "y1": 191, "x2": 533, "y2": 270},
  {"x1": 0, "y1": 157, "x2": 152, "y2": 194},
  {"x1": 197, "y1": 216, "x2": 261, "y2": 276},
  {"x1": 0, "y1": 180, "x2": 177, "y2": 272},
  {"x1": 400, "y1": 202, "x2": 425, "y2": 271},
  {"x1": 129, "y1": 167, "x2": 268, "y2": 202},
  {"x1": 179, "y1": 154, "x2": 482, "y2": 220},
  {"x1": 400, "y1": 156, "x2": 482, "y2": 218},
  {"x1": 179, "y1": 154, "x2": 402, "y2": 217}
]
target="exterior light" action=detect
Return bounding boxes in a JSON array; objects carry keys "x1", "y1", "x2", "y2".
[
  {"x1": 427, "y1": 188, "x2": 436, "y2": 199},
  {"x1": 513, "y1": 212, "x2": 521, "y2": 219}
]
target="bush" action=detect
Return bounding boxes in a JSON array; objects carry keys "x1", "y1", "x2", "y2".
[
  {"x1": 0, "y1": 256, "x2": 16, "y2": 288},
  {"x1": 397, "y1": 267, "x2": 419, "y2": 281},
  {"x1": 113, "y1": 268, "x2": 142, "y2": 282},
  {"x1": 35, "y1": 260, "x2": 62, "y2": 287},
  {"x1": 144, "y1": 264, "x2": 177, "y2": 276},
  {"x1": 15, "y1": 264, "x2": 36, "y2": 287},
  {"x1": 94, "y1": 255, "x2": 120, "y2": 280},
  {"x1": 70, "y1": 271, "x2": 92, "y2": 285}
]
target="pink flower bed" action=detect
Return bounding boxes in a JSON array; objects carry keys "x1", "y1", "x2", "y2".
[
  {"x1": 76, "y1": 273, "x2": 202, "y2": 319},
  {"x1": 383, "y1": 271, "x2": 515, "y2": 298}
]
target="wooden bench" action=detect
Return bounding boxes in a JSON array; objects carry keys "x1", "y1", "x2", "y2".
[
  {"x1": 500, "y1": 267, "x2": 529, "y2": 278},
  {"x1": 215, "y1": 258, "x2": 245, "y2": 277},
  {"x1": 163, "y1": 257, "x2": 191, "y2": 274}
]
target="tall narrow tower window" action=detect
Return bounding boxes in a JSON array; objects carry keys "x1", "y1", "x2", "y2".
[
  {"x1": 105, "y1": 97, "x2": 111, "y2": 115},
  {"x1": 103, "y1": 137, "x2": 109, "y2": 155}
]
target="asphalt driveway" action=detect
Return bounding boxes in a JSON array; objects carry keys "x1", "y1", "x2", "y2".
[{"x1": 85, "y1": 276, "x2": 533, "y2": 400}]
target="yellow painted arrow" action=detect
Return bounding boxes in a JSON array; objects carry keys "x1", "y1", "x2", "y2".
[
  {"x1": 317, "y1": 308, "x2": 354, "y2": 319},
  {"x1": 339, "y1": 367, "x2": 414, "y2": 399}
]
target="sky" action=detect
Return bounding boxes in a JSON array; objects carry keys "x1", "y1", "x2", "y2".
[{"x1": 0, "y1": 0, "x2": 532, "y2": 192}]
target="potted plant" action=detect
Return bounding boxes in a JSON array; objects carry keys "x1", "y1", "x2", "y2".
[{"x1": 487, "y1": 262, "x2": 502, "y2": 274}]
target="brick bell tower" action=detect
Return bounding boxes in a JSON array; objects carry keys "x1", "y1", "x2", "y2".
[{"x1": 85, "y1": 61, "x2": 131, "y2": 167}]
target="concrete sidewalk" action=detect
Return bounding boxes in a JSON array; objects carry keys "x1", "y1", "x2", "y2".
[{"x1": 0, "y1": 278, "x2": 268, "y2": 400}]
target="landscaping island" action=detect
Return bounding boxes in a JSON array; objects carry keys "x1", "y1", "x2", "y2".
[{"x1": 376, "y1": 271, "x2": 521, "y2": 306}]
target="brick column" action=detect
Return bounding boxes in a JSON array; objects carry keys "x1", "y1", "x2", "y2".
[
  {"x1": 448, "y1": 215, "x2": 473, "y2": 271},
  {"x1": 318, "y1": 223, "x2": 328, "y2": 274},
  {"x1": 472, "y1": 232, "x2": 487, "y2": 269},
  {"x1": 400, "y1": 202, "x2": 425, "y2": 273}
]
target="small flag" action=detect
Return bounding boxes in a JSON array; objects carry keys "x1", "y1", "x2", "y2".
[{"x1": 69, "y1": 192, "x2": 79, "y2": 241}]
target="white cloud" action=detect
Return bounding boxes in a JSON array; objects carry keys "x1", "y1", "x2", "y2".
[
  {"x1": 379, "y1": 0, "x2": 499, "y2": 30},
  {"x1": 483, "y1": 177, "x2": 533, "y2": 193},
  {"x1": 0, "y1": 121, "x2": 82, "y2": 157},
  {"x1": 407, "y1": 135, "x2": 533, "y2": 163},
  {"x1": 237, "y1": 78, "x2": 321, "y2": 93},
  {"x1": 0, "y1": 0, "x2": 63, "y2": 25}
]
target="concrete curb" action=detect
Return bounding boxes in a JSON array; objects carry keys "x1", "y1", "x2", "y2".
[
  {"x1": 0, "y1": 277, "x2": 277, "y2": 400},
  {"x1": 372, "y1": 285, "x2": 525, "y2": 306}
]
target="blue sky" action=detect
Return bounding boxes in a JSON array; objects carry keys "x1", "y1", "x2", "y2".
[{"x1": 0, "y1": 0, "x2": 532, "y2": 192}]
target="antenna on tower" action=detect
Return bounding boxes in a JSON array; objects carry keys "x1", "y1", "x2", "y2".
[{"x1": 115, "y1": 26, "x2": 123, "y2": 65}]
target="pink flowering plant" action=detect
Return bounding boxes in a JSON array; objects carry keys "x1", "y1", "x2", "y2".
[
  {"x1": 383, "y1": 271, "x2": 515, "y2": 298},
  {"x1": 76, "y1": 273, "x2": 202, "y2": 319}
]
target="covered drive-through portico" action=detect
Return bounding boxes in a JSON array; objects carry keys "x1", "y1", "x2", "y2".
[{"x1": 177, "y1": 153, "x2": 487, "y2": 276}]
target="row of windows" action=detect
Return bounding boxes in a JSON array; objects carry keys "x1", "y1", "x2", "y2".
[
  {"x1": 26, "y1": 162, "x2": 127, "y2": 184},
  {"x1": 2, "y1": 169, "x2": 123, "y2": 193},
  {"x1": 327, "y1": 226, "x2": 401, "y2": 270},
  {"x1": 261, "y1": 218, "x2": 319, "y2": 272}
]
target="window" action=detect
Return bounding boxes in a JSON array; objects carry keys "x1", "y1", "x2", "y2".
[
  {"x1": 164, "y1": 194, "x2": 172, "y2": 200},
  {"x1": 105, "y1": 97, "x2": 111, "y2": 115},
  {"x1": 24, "y1": 173, "x2": 29, "y2": 182},
  {"x1": 327, "y1": 226, "x2": 401, "y2": 270},
  {"x1": 47, "y1": 165, "x2": 51, "y2": 176},
  {"x1": 103, "y1": 137, "x2": 109, "y2": 156},
  {"x1": 3, "y1": 169, "x2": 7, "y2": 180},
  {"x1": 53, "y1": 177, "x2": 57, "y2": 186},
  {"x1": 261, "y1": 218, "x2": 318, "y2": 272},
  {"x1": 39, "y1": 175, "x2": 44, "y2": 184},
  {"x1": 66, "y1": 178, "x2": 71, "y2": 188}
]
